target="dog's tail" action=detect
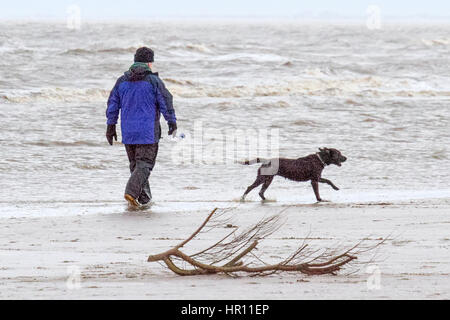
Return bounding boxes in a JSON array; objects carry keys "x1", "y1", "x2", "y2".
[{"x1": 239, "y1": 158, "x2": 269, "y2": 165}]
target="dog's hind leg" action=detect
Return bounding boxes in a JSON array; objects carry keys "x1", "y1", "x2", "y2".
[
  {"x1": 319, "y1": 178, "x2": 339, "y2": 191},
  {"x1": 242, "y1": 175, "x2": 266, "y2": 200},
  {"x1": 259, "y1": 176, "x2": 274, "y2": 201}
]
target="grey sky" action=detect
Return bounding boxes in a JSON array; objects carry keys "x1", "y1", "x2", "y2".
[{"x1": 0, "y1": 0, "x2": 449, "y2": 20}]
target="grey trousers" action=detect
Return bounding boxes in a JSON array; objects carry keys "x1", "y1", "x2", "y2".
[{"x1": 125, "y1": 144, "x2": 159, "y2": 204}]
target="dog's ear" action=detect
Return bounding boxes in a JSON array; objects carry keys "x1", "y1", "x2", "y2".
[{"x1": 320, "y1": 148, "x2": 331, "y2": 156}]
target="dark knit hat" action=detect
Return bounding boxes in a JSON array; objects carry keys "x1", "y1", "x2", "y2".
[{"x1": 134, "y1": 47, "x2": 154, "y2": 63}]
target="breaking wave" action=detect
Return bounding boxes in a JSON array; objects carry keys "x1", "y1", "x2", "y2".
[
  {"x1": 1, "y1": 88, "x2": 110, "y2": 103},
  {"x1": 164, "y1": 78, "x2": 196, "y2": 86},
  {"x1": 25, "y1": 141, "x2": 103, "y2": 147},
  {"x1": 185, "y1": 43, "x2": 213, "y2": 53},
  {"x1": 2, "y1": 76, "x2": 449, "y2": 104},
  {"x1": 168, "y1": 43, "x2": 214, "y2": 53},
  {"x1": 75, "y1": 163, "x2": 108, "y2": 170},
  {"x1": 167, "y1": 77, "x2": 450, "y2": 99},
  {"x1": 421, "y1": 38, "x2": 450, "y2": 47},
  {"x1": 62, "y1": 46, "x2": 141, "y2": 55}
]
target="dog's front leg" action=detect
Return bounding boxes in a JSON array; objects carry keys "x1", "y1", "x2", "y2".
[
  {"x1": 311, "y1": 180, "x2": 323, "y2": 202},
  {"x1": 319, "y1": 178, "x2": 339, "y2": 191}
]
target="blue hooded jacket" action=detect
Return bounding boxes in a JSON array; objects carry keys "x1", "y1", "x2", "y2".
[{"x1": 106, "y1": 63, "x2": 177, "y2": 145}]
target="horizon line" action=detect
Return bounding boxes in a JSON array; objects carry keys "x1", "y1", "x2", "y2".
[{"x1": 1, "y1": 14, "x2": 450, "y2": 23}]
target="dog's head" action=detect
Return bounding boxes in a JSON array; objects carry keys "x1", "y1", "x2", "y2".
[{"x1": 319, "y1": 148, "x2": 347, "y2": 167}]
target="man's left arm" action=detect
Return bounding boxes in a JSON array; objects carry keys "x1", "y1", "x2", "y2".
[{"x1": 155, "y1": 79, "x2": 177, "y2": 135}]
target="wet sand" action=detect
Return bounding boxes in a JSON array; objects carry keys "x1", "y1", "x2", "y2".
[{"x1": 1, "y1": 198, "x2": 449, "y2": 300}]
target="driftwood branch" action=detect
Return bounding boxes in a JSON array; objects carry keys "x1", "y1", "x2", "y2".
[{"x1": 148, "y1": 208, "x2": 383, "y2": 277}]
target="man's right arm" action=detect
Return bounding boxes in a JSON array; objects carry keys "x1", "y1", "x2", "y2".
[
  {"x1": 106, "y1": 77, "x2": 123, "y2": 125},
  {"x1": 105, "y1": 77, "x2": 123, "y2": 145}
]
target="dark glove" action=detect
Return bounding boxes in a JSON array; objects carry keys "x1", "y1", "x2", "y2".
[
  {"x1": 168, "y1": 122, "x2": 177, "y2": 136},
  {"x1": 106, "y1": 124, "x2": 117, "y2": 146}
]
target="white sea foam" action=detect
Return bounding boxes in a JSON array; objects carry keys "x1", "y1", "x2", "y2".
[{"x1": 2, "y1": 76, "x2": 450, "y2": 103}]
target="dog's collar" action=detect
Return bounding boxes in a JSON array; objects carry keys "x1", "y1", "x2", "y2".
[{"x1": 316, "y1": 153, "x2": 328, "y2": 167}]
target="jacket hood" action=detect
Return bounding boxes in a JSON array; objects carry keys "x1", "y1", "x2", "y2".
[{"x1": 125, "y1": 62, "x2": 152, "y2": 82}]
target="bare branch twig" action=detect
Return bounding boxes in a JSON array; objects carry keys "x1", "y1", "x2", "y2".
[{"x1": 148, "y1": 208, "x2": 385, "y2": 277}]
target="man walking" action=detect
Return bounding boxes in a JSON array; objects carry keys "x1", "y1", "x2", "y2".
[{"x1": 106, "y1": 47, "x2": 177, "y2": 207}]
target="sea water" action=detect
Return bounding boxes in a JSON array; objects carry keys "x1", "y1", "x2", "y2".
[{"x1": 0, "y1": 21, "x2": 449, "y2": 217}]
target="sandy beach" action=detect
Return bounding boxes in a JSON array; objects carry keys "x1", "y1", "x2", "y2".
[{"x1": 1, "y1": 197, "x2": 449, "y2": 300}]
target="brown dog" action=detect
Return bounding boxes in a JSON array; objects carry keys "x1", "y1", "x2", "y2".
[{"x1": 241, "y1": 148, "x2": 347, "y2": 202}]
